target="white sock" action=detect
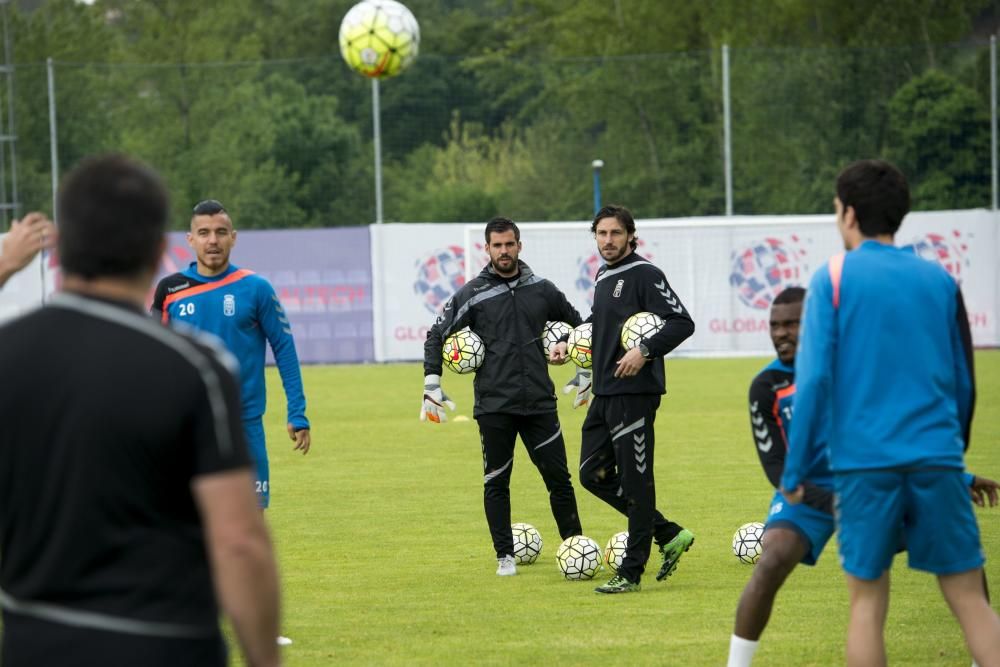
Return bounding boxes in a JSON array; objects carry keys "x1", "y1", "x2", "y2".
[{"x1": 727, "y1": 634, "x2": 759, "y2": 667}]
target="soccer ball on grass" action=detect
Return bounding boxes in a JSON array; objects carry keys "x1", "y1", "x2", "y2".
[
  {"x1": 511, "y1": 523, "x2": 542, "y2": 564},
  {"x1": 603, "y1": 531, "x2": 629, "y2": 574},
  {"x1": 732, "y1": 521, "x2": 764, "y2": 565},
  {"x1": 556, "y1": 535, "x2": 602, "y2": 580}
]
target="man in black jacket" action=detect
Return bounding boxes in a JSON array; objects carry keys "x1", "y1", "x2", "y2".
[
  {"x1": 582, "y1": 205, "x2": 696, "y2": 594},
  {"x1": 421, "y1": 217, "x2": 590, "y2": 576}
]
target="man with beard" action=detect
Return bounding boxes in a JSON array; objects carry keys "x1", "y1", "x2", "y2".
[
  {"x1": 421, "y1": 216, "x2": 589, "y2": 576},
  {"x1": 581, "y1": 204, "x2": 696, "y2": 594}
]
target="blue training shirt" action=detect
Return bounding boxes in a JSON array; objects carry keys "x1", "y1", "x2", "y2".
[
  {"x1": 151, "y1": 262, "x2": 309, "y2": 430},
  {"x1": 782, "y1": 240, "x2": 974, "y2": 492}
]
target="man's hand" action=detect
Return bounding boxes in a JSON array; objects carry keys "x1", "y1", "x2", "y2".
[
  {"x1": 420, "y1": 374, "x2": 456, "y2": 423},
  {"x1": 613, "y1": 347, "x2": 649, "y2": 378},
  {"x1": 781, "y1": 485, "x2": 804, "y2": 505},
  {"x1": 549, "y1": 341, "x2": 569, "y2": 365},
  {"x1": 0, "y1": 213, "x2": 56, "y2": 287},
  {"x1": 970, "y1": 474, "x2": 999, "y2": 508},
  {"x1": 287, "y1": 424, "x2": 310, "y2": 454},
  {"x1": 562, "y1": 368, "x2": 591, "y2": 409}
]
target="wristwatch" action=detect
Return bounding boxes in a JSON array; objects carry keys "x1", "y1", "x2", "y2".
[{"x1": 638, "y1": 341, "x2": 651, "y2": 358}]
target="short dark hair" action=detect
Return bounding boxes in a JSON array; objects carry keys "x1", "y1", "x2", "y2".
[
  {"x1": 58, "y1": 154, "x2": 168, "y2": 279},
  {"x1": 192, "y1": 199, "x2": 227, "y2": 216},
  {"x1": 835, "y1": 159, "x2": 910, "y2": 237},
  {"x1": 484, "y1": 216, "x2": 519, "y2": 243},
  {"x1": 773, "y1": 286, "x2": 806, "y2": 306},
  {"x1": 591, "y1": 204, "x2": 638, "y2": 250}
]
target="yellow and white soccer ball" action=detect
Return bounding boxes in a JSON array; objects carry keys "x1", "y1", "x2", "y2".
[
  {"x1": 541, "y1": 321, "x2": 572, "y2": 364},
  {"x1": 732, "y1": 521, "x2": 765, "y2": 565},
  {"x1": 620, "y1": 311, "x2": 664, "y2": 351},
  {"x1": 511, "y1": 522, "x2": 543, "y2": 564},
  {"x1": 442, "y1": 328, "x2": 485, "y2": 375},
  {"x1": 603, "y1": 531, "x2": 629, "y2": 574},
  {"x1": 339, "y1": 0, "x2": 420, "y2": 79},
  {"x1": 556, "y1": 535, "x2": 603, "y2": 580},
  {"x1": 566, "y1": 322, "x2": 593, "y2": 369}
]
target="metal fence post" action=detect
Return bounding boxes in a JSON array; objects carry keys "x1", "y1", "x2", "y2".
[
  {"x1": 991, "y1": 35, "x2": 997, "y2": 211},
  {"x1": 723, "y1": 43, "x2": 733, "y2": 216}
]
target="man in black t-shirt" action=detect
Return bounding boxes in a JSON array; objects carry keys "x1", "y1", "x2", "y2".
[
  {"x1": 0, "y1": 155, "x2": 281, "y2": 667},
  {"x1": 580, "y1": 205, "x2": 696, "y2": 594}
]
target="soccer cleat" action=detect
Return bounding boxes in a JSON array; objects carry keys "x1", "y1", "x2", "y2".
[
  {"x1": 594, "y1": 574, "x2": 640, "y2": 594},
  {"x1": 656, "y1": 528, "x2": 695, "y2": 581},
  {"x1": 277, "y1": 636, "x2": 293, "y2": 646},
  {"x1": 496, "y1": 554, "x2": 517, "y2": 576}
]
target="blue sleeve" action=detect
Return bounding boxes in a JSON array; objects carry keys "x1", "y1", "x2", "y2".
[
  {"x1": 781, "y1": 264, "x2": 837, "y2": 492},
  {"x1": 257, "y1": 280, "x2": 309, "y2": 430},
  {"x1": 963, "y1": 472, "x2": 975, "y2": 488}
]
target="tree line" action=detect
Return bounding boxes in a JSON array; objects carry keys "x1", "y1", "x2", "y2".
[{"x1": 7, "y1": 0, "x2": 996, "y2": 229}]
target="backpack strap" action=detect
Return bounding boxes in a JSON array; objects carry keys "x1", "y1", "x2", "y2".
[{"x1": 828, "y1": 252, "x2": 845, "y2": 309}]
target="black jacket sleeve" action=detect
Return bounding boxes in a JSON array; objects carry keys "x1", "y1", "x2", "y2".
[
  {"x1": 637, "y1": 268, "x2": 695, "y2": 357},
  {"x1": 150, "y1": 279, "x2": 168, "y2": 317},
  {"x1": 423, "y1": 287, "x2": 476, "y2": 377},
  {"x1": 547, "y1": 281, "x2": 584, "y2": 328},
  {"x1": 748, "y1": 376, "x2": 786, "y2": 489}
]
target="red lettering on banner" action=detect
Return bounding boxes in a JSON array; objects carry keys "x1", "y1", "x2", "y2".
[
  {"x1": 395, "y1": 326, "x2": 430, "y2": 341},
  {"x1": 969, "y1": 312, "x2": 988, "y2": 329},
  {"x1": 709, "y1": 318, "x2": 769, "y2": 334},
  {"x1": 277, "y1": 285, "x2": 367, "y2": 308}
]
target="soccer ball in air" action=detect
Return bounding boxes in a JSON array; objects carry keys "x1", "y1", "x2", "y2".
[
  {"x1": 339, "y1": 0, "x2": 420, "y2": 79},
  {"x1": 620, "y1": 311, "x2": 664, "y2": 351},
  {"x1": 603, "y1": 531, "x2": 629, "y2": 574},
  {"x1": 541, "y1": 321, "x2": 572, "y2": 364},
  {"x1": 732, "y1": 522, "x2": 765, "y2": 565},
  {"x1": 442, "y1": 328, "x2": 484, "y2": 374},
  {"x1": 511, "y1": 523, "x2": 543, "y2": 564},
  {"x1": 556, "y1": 535, "x2": 603, "y2": 580},
  {"x1": 566, "y1": 323, "x2": 593, "y2": 369}
]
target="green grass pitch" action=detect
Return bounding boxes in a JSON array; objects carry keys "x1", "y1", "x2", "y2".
[{"x1": 256, "y1": 352, "x2": 999, "y2": 666}]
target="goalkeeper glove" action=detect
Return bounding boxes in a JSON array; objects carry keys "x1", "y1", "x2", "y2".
[
  {"x1": 420, "y1": 374, "x2": 456, "y2": 423},
  {"x1": 562, "y1": 368, "x2": 592, "y2": 409}
]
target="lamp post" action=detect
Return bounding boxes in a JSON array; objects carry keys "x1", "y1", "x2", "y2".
[{"x1": 592, "y1": 159, "x2": 604, "y2": 216}]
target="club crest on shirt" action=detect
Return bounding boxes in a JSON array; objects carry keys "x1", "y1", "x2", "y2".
[
  {"x1": 223, "y1": 294, "x2": 236, "y2": 317},
  {"x1": 613, "y1": 279, "x2": 624, "y2": 298}
]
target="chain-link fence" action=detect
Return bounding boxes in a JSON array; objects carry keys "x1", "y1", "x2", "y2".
[{"x1": 4, "y1": 40, "x2": 996, "y2": 229}]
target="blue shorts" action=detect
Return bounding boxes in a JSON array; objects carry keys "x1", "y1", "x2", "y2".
[
  {"x1": 835, "y1": 469, "x2": 984, "y2": 580},
  {"x1": 243, "y1": 417, "x2": 269, "y2": 509},
  {"x1": 764, "y1": 490, "x2": 835, "y2": 566}
]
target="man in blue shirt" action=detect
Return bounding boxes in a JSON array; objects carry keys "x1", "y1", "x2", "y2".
[
  {"x1": 152, "y1": 200, "x2": 311, "y2": 511},
  {"x1": 781, "y1": 160, "x2": 1000, "y2": 666},
  {"x1": 728, "y1": 285, "x2": 997, "y2": 666}
]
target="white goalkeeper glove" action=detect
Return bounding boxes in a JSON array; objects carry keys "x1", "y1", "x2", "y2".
[
  {"x1": 563, "y1": 368, "x2": 592, "y2": 409},
  {"x1": 420, "y1": 374, "x2": 456, "y2": 423}
]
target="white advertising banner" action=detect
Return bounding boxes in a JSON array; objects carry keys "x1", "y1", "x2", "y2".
[
  {"x1": 397, "y1": 209, "x2": 999, "y2": 360},
  {"x1": 371, "y1": 223, "x2": 472, "y2": 362},
  {"x1": 0, "y1": 240, "x2": 57, "y2": 325}
]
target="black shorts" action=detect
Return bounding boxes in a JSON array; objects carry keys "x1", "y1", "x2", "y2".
[{"x1": 1, "y1": 611, "x2": 227, "y2": 667}]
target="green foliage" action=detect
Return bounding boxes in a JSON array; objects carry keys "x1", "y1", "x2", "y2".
[
  {"x1": 889, "y1": 69, "x2": 990, "y2": 209},
  {"x1": 4, "y1": 0, "x2": 994, "y2": 224},
  {"x1": 253, "y1": 352, "x2": 1000, "y2": 665}
]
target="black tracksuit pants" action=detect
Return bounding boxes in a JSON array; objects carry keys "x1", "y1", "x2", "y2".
[
  {"x1": 579, "y1": 394, "x2": 683, "y2": 583},
  {"x1": 476, "y1": 412, "x2": 583, "y2": 559}
]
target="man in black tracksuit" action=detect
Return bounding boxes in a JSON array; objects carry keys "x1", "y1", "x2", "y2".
[
  {"x1": 582, "y1": 205, "x2": 696, "y2": 594},
  {"x1": 421, "y1": 217, "x2": 590, "y2": 576}
]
